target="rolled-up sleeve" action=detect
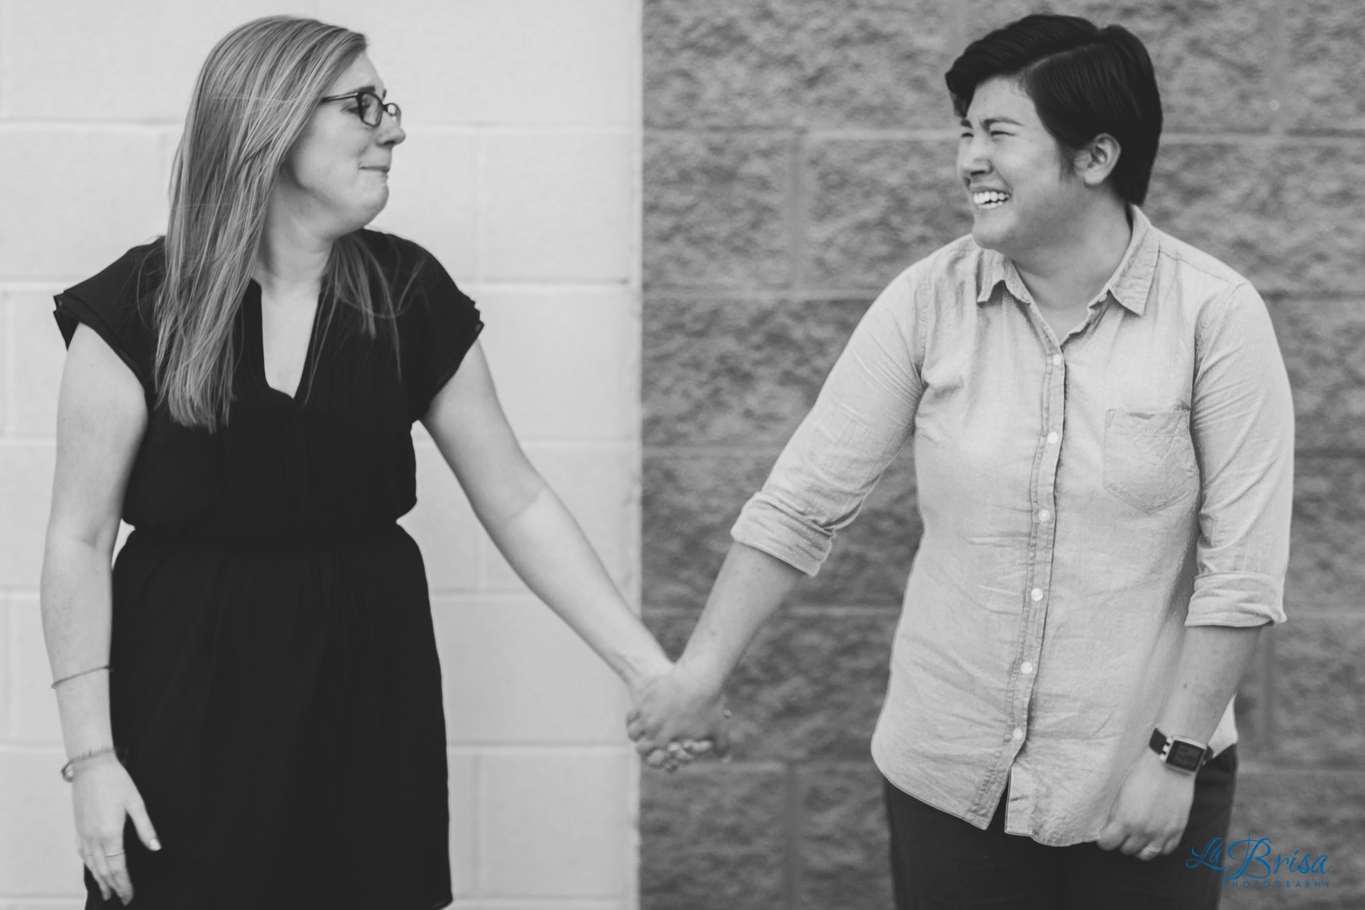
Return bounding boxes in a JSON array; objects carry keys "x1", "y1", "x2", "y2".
[
  {"x1": 731, "y1": 271, "x2": 925, "y2": 575},
  {"x1": 1187, "y1": 282, "x2": 1295, "y2": 626}
]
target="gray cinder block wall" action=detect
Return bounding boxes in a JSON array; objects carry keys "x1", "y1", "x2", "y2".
[{"x1": 640, "y1": 1, "x2": 1365, "y2": 907}]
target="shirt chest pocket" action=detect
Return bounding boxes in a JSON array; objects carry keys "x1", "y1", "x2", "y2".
[{"x1": 1103, "y1": 409, "x2": 1198, "y2": 513}]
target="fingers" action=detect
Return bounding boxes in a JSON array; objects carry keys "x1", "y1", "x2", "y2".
[
  {"x1": 85, "y1": 843, "x2": 118, "y2": 904},
  {"x1": 80, "y1": 847, "x2": 113, "y2": 904},
  {"x1": 1115, "y1": 831, "x2": 1175, "y2": 861},
  {"x1": 665, "y1": 741, "x2": 694, "y2": 768},
  {"x1": 682, "y1": 739, "x2": 713, "y2": 756},
  {"x1": 1094, "y1": 815, "x2": 1125, "y2": 852},
  {"x1": 127, "y1": 799, "x2": 162, "y2": 853},
  {"x1": 712, "y1": 709, "x2": 734, "y2": 759},
  {"x1": 104, "y1": 841, "x2": 134, "y2": 905}
]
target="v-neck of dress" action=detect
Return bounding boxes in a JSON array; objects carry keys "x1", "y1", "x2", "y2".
[{"x1": 247, "y1": 279, "x2": 323, "y2": 406}]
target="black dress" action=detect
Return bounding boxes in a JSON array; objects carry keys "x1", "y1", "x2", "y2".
[{"x1": 53, "y1": 231, "x2": 482, "y2": 910}]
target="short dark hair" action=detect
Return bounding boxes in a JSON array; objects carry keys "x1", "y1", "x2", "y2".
[{"x1": 945, "y1": 14, "x2": 1162, "y2": 206}]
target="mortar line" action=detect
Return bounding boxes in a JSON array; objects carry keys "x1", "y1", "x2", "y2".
[
  {"x1": 1267, "y1": 0, "x2": 1289, "y2": 136},
  {"x1": 783, "y1": 762, "x2": 802, "y2": 910},
  {"x1": 645, "y1": 126, "x2": 1365, "y2": 144},
  {"x1": 644, "y1": 286, "x2": 1365, "y2": 303},
  {"x1": 788, "y1": 128, "x2": 809, "y2": 294},
  {"x1": 1263, "y1": 625, "x2": 1279, "y2": 762}
]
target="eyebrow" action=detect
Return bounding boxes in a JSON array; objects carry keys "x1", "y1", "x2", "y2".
[
  {"x1": 338, "y1": 83, "x2": 387, "y2": 98},
  {"x1": 960, "y1": 116, "x2": 1022, "y2": 127}
]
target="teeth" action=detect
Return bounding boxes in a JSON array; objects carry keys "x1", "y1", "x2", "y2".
[{"x1": 973, "y1": 190, "x2": 1010, "y2": 207}]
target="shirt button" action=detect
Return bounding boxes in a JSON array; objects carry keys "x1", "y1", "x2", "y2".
[
  {"x1": 1021, "y1": 661, "x2": 1034, "y2": 675},
  {"x1": 1046, "y1": 431, "x2": 1060, "y2": 444},
  {"x1": 1030, "y1": 588, "x2": 1043, "y2": 602},
  {"x1": 1012, "y1": 727, "x2": 1024, "y2": 741},
  {"x1": 1051, "y1": 354, "x2": 1064, "y2": 367},
  {"x1": 1038, "y1": 509, "x2": 1051, "y2": 523}
]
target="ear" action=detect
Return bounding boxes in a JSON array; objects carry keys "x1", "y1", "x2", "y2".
[{"x1": 1074, "y1": 133, "x2": 1122, "y2": 188}]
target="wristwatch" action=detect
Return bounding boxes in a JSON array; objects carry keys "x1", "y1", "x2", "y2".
[{"x1": 1149, "y1": 727, "x2": 1213, "y2": 773}]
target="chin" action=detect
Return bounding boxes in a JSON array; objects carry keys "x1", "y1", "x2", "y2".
[
  {"x1": 345, "y1": 195, "x2": 390, "y2": 232},
  {"x1": 970, "y1": 210, "x2": 1022, "y2": 255},
  {"x1": 970, "y1": 221, "x2": 1004, "y2": 253}
]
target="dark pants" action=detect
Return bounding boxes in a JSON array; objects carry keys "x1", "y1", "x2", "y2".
[{"x1": 884, "y1": 746, "x2": 1237, "y2": 910}]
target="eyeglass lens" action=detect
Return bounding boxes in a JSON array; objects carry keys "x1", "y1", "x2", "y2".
[{"x1": 358, "y1": 93, "x2": 400, "y2": 127}]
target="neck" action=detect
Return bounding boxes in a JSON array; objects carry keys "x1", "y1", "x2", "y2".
[
  {"x1": 254, "y1": 195, "x2": 334, "y2": 296},
  {"x1": 1012, "y1": 196, "x2": 1132, "y2": 311}
]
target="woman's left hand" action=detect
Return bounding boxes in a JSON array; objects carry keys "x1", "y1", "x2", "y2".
[
  {"x1": 626, "y1": 663, "x2": 730, "y2": 772},
  {"x1": 1096, "y1": 750, "x2": 1197, "y2": 860}
]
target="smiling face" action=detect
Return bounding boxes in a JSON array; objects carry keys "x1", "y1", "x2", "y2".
[
  {"x1": 275, "y1": 52, "x2": 405, "y2": 239},
  {"x1": 957, "y1": 76, "x2": 1091, "y2": 263}
]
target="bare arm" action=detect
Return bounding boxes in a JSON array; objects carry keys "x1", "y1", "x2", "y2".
[
  {"x1": 1158, "y1": 625, "x2": 1263, "y2": 744},
  {"x1": 624, "y1": 542, "x2": 801, "y2": 755},
  {"x1": 42, "y1": 324, "x2": 159, "y2": 902},
  {"x1": 421, "y1": 341, "x2": 671, "y2": 692}
]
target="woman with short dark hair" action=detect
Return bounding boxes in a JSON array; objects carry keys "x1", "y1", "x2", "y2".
[
  {"x1": 43, "y1": 16, "x2": 672, "y2": 909},
  {"x1": 629, "y1": 15, "x2": 1292, "y2": 909}
]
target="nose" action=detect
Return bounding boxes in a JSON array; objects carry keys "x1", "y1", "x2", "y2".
[
  {"x1": 377, "y1": 109, "x2": 405, "y2": 147},
  {"x1": 957, "y1": 133, "x2": 990, "y2": 181}
]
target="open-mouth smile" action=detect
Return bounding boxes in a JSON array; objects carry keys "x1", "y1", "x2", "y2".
[{"x1": 972, "y1": 189, "x2": 1010, "y2": 209}]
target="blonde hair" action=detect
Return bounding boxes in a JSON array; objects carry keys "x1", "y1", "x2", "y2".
[{"x1": 155, "y1": 15, "x2": 400, "y2": 429}]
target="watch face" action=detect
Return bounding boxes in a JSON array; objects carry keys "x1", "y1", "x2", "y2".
[{"x1": 1167, "y1": 740, "x2": 1205, "y2": 771}]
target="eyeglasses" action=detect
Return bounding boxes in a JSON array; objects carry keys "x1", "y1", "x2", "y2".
[{"x1": 318, "y1": 90, "x2": 401, "y2": 128}]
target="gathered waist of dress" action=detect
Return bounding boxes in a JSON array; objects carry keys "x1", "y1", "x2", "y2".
[{"x1": 126, "y1": 522, "x2": 411, "y2": 551}]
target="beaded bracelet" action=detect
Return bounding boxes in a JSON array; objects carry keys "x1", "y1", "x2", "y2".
[
  {"x1": 60, "y1": 745, "x2": 119, "y2": 782},
  {"x1": 50, "y1": 665, "x2": 109, "y2": 689}
]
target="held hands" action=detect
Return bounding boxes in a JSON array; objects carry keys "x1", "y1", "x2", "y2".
[
  {"x1": 1096, "y1": 749, "x2": 1196, "y2": 861},
  {"x1": 71, "y1": 756, "x2": 161, "y2": 905},
  {"x1": 626, "y1": 662, "x2": 732, "y2": 773}
]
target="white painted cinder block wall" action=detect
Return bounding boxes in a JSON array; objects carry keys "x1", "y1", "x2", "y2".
[{"x1": 0, "y1": 2, "x2": 643, "y2": 907}]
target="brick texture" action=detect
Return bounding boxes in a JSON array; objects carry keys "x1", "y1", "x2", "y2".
[
  {"x1": 640, "y1": 764, "x2": 788, "y2": 910},
  {"x1": 645, "y1": 0, "x2": 953, "y2": 130},
  {"x1": 795, "y1": 762, "x2": 894, "y2": 910},
  {"x1": 1223, "y1": 769, "x2": 1365, "y2": 909},
  {"x1": 642, "y1": 0, "x2": 1364, "y2": 906},
  {"x1": 1285, "y1": 0, "x2": 1365, "y2": 133},
  {"x1": 644, "y1": 132, "x2": 794, "y2": 289},
  {"x1": 806, "y1": 138, "x2": 970, "y2": 290}
]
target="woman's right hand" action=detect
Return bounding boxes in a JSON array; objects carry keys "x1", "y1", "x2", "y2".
[
  {"x1": 626, "y1": 663, "x2": 732, "y2": 771},
  {"x1": 71, "y1": 757, "x2": 161, "y2": 905}
]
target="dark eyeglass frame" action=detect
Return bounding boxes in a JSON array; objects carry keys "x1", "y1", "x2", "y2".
[{"x1": 318, "y1": 90, "x2": 401, "y2": 128}]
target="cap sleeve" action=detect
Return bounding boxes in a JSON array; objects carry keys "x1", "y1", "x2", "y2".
[
  {"x1": 390, "y1": 238, "x2": 483, "y2": 422},
  {"x1": 52, "y1": 241, "x2": 162, "y2": 394}
]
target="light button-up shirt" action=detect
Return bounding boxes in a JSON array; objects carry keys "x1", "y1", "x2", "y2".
[{"x1": 730, "y1": 207, "x2": 1293, "y2": 846}]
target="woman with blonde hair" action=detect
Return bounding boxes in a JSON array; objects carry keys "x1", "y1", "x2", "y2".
[{"x1": 42, "y1": 16, "x2": 672, "y2": 908}]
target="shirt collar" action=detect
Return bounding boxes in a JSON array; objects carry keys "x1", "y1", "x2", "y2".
[{"x1": 976, "y1": 205, "x2": 1159, "y2": 316}]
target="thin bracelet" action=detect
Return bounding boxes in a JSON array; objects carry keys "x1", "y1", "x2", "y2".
[
  {"x1": 50, "y1": 665, "x2": 110, "y2": 689},
  {"x1": 60, "y1": 745, "x2": 119, "y2": 782}
]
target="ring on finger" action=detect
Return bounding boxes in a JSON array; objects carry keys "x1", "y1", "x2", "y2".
[{"x1": 1140, "y1": 844, "x2": 1162, "y2": 856}]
